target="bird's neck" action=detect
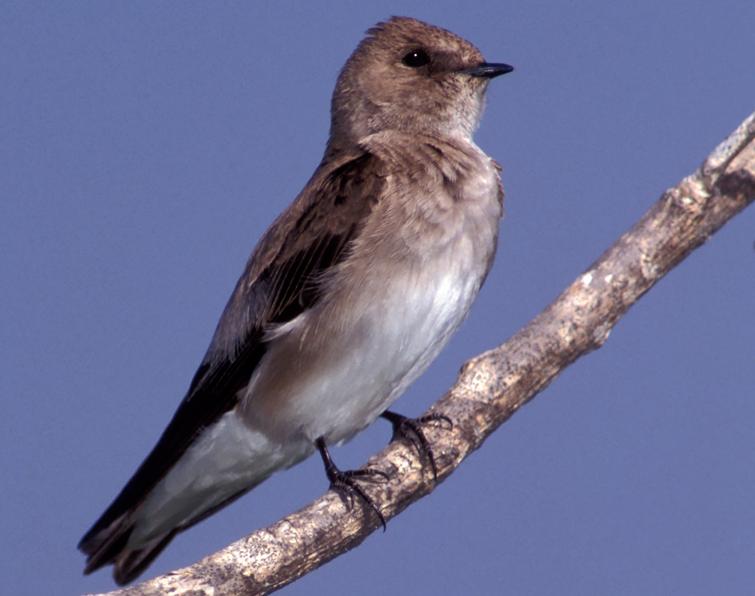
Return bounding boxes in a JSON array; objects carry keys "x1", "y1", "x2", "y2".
[{"x1": 324, "y1": 127, "x2": 475, "y2": 162}]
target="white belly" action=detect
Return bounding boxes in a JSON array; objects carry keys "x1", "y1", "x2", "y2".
[{"x1": 241, "y1": 235, "x2": 490, "y2": 447}]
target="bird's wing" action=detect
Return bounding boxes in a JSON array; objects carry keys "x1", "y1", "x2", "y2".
[{"x1": 79, "y1": 150, "x2": 384, "y2": 566}]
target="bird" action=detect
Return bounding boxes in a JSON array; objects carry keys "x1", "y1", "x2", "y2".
[{"x1": 79, "y1": 16, "x2": 513, "y2": 585}]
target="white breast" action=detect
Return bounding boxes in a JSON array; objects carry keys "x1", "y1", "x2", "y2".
[{"x1": 241, "y1": 154, "x2": 501, "y2": 447}]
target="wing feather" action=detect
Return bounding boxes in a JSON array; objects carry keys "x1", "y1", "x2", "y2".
[{"x1": 79, "y1": 151, "x2": 383, "y2": 572}]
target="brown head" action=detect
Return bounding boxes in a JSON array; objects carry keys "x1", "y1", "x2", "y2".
[{"x1": 327, "y1": 16, "x2": 512, "y2": 154}]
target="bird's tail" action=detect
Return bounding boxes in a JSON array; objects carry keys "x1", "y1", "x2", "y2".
[
  {"x1": 78, "y1": 507, "x2": 176, "y2": 586},
  {"x1": 79, "y1": 413, "x2": 308, "y2": 585},
  {"x1": 79, "y1": 486, "x2": 254, "y2": 585}
]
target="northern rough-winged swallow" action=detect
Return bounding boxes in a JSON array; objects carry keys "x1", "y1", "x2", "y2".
[{"x1": 79, "y1": 16, "x2": 513, "y2": 585}]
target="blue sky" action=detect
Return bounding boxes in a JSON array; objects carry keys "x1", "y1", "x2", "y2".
[{"x1": 2, "y1": 2, "x2": 753, "y2": 594}]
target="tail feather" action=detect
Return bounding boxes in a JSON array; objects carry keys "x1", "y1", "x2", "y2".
[
  {"x1": 79, "y1": 511, "x2": 133, "y2": 574},
  {"x1": 79, "y1": 412, "x2": 294, "y2": 584},
  {"x1": 79, "y1": 510, "x2": 177, "y2": 587},
  {"x1": 79, "y1": 485, "x2": 254, "y2": 585},
  {"x1": 112, "y1": 532, "x2": 178, "y2": 586}
]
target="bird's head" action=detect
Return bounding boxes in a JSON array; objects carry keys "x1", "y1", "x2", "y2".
[{"x1": 328, "y1": 16, "x2": 513, "y2": 152}]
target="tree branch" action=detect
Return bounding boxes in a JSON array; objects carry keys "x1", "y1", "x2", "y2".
[{"x1": 95, "y1": 112, "x2": 754, "y2": 596}]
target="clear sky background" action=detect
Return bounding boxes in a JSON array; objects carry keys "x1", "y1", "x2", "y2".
[{"x1": 2, "y1": 2, "x2": 753, "y2": 595}]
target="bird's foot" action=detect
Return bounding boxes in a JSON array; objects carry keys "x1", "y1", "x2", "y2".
[
  {"x1": 316, "y1": 437, "x2": 388, "y2": 530},
  {"x1": 380, "y1": 410, "x2": 452, "y2": 482}
]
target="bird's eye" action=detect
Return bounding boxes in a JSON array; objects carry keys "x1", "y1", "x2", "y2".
[{"x1": 401, "y1": 49, "x2": 430, "y2": 68}]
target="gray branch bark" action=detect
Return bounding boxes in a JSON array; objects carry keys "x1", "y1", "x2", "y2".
[{"x1": 95, "y1": 112, "x2": 755, "y2": 596}]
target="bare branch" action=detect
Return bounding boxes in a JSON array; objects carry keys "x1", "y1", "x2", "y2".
[{"x1": 95, "y1": 112, "x2": 754, "y2": 596}]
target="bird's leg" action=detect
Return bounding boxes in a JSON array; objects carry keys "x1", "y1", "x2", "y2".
[
  {"x1": 380, "y1": 410, "x2": 452, "y2": 482},
  {"x1": 315, "y1": 437, "x2": 388, "y2": 530}
]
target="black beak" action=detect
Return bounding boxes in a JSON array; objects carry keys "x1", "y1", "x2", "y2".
[{"x1": 463, "y1": 62, "x2": 514, "y2": 79}]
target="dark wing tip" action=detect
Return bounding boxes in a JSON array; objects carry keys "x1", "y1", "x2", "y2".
[
  {"x1": 112, "y1": 532, "x2": 178, "y2": 586},
  {"x1": 79, "y1": 518, "x2": 176, "y2": 586}
]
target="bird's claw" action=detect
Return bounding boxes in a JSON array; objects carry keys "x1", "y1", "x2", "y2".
[{"x1": 380, "y1": 410, "x2": 452, "y2": 482}]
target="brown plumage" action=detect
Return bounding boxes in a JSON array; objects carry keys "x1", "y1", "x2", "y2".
[{"x1": 79, "y1": 16, "x2": 512, "y2": 585}]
